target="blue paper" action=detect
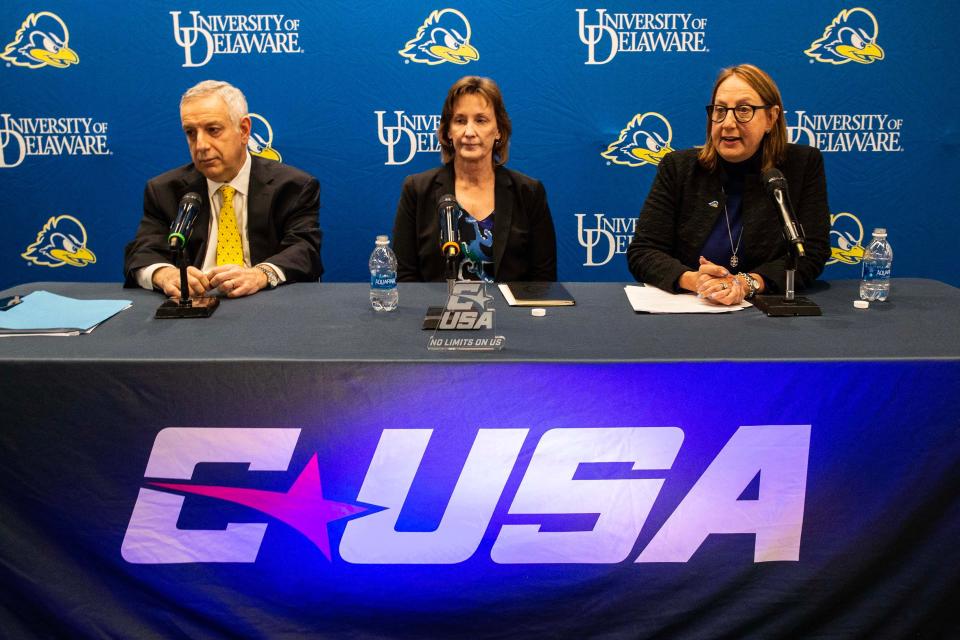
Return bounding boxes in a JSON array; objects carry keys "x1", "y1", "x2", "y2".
[{"x1": 0, "y1": 291, "x2": 131, "y2": 333}]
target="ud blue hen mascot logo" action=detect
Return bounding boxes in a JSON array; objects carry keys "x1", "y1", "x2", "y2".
[
  {"x1": 806, "y1": 8, "x2": 884, "y2": 65},
  {"x1": 602, "y1": 113, "x2": 674, "y2": 167},
  {"x1": 2, "y1": 12, "x2": 78, "y2": 69},
  {"x1": 247, "y1": 113, "x2": 281, "y2": 162},
  {"x1": 399, "y1": 9, "x2": 478, "y2": 65},
  {"x1": 828, "y1": 212, "x2": 866, "y2": 266},
  {"x1": 22, "y1": 215, "x2": 96, "y2": 267}
]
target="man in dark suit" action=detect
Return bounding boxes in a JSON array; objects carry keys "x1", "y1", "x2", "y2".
[{"x1": 124, "y1": 80, "x2": 321, "y2": 298}]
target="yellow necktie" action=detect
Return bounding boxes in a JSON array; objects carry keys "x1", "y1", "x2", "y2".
[{"x1": 216, "y1": 185, "x2": 244, "y2": 265}]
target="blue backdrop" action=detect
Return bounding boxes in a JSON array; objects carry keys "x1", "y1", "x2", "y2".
[{"x1": 1, "y1": 1, "x2": 957, "y2": 289}]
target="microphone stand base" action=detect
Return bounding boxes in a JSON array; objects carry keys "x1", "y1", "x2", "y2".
[
  {"x1": 156, "y1": 296, "x2": 220, "y2": 319},
  {"x1": 752, "y1": 295, "x2": 821, "y2": 317}
]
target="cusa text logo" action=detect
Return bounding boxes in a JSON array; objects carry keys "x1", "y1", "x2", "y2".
[
  {"x1": 399, "y1": 9, "x2": 478, "y2": 65},
  {"x1": 436, "y1": 282, "x2": 494, "y2": 330},
  {"x1": 123, "y1": 425, "x2": 810, "y2": 565},
  {"x1": 170, "y1": 11, "x2": 303, "y2": 68},
  {"x1": 375, "y1": 110, "x2": 441, "y2": 165},
  {"x1": 806, "y1": 8, "x2": 884, "y2": 65},
  {"x1": 576, "y1": 213, "x2": 635, "y2": 266},
  {"x1": 576, "y1": 9, "x2": 708, "y2": 65},
  {"x1": 1, "y1": 11, "x2": 78, "y2": 69}
]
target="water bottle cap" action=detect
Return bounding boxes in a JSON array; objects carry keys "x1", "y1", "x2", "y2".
[
  {"x1": 872, "y1": 228, "x2": 887, "y2": 236},
  {"x1": 376, "y1": 235, "x2": 389, "y2": 245},
  {"x1": 854, "y1": 300, "x2": 869, "y2": 309}
]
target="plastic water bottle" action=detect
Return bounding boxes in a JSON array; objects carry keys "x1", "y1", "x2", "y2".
[
  {"x1": 860, "y1": 228, "x2": 892, "y2": 302},
  {"x1": 369, "y1": 235, "x2": 398, "y2": 311}
]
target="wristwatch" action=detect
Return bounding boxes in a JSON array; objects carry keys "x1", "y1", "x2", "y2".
[
  {"x1": 737, "y1": 273, "x2": 760, "y2": 299},
  {"x1": 255, "y1": 264, "x2": 279, "y2": 289}
]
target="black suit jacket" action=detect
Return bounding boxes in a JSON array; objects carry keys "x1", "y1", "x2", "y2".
[
  {"x1": 392, "y1": 164, "x2": 557, "y2": 282},
  {"x1": 123, "y1": 156, "x2": 322, "y2": 286},
  {"x1": 626, "y1": 144, "x2": 830, "y2": 293}
]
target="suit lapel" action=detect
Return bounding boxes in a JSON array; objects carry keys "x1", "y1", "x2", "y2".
[
  {"x1": 246, "y1": 157, "x2": 275, "y2": 265},
  {"x1": 739, "y1": 173, "x2": 767, "y2": 263},
  {"x1": 491, "y1": 167, "x2": 513, "y2": 279},
  {"x1": 687, "y1": 167, "x2": 725, "y2": 258}
]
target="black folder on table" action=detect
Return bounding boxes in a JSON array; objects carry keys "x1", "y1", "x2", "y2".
[{"x1": 499, "y1": 282, "x2": 575, "y2": 306}]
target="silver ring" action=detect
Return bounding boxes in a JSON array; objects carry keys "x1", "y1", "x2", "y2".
[{"x1": 720, "y1": 281, "x2": 728, "y2": 290}]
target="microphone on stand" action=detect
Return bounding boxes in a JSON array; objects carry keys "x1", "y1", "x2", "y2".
[
  {"x1": 438, "y1": 194, "x2": 461, "y2": 259},
  {"x1": 438, "y1": 194, "x2": 462, "y2": 283},
  {"x1": 762, "y1": 169, "x2": 805, "y2": 258},
  {"x1": 156, "y1": 192, "x2": 219, "y2": 319},
  {"x1": 752, "y1": 169, "x2": 821, "y2": 317},
  {"x1": 168, "y1": 192, "x2": 202, "y2": 250}
]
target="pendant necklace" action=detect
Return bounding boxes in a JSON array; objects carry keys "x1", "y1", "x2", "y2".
[{"x1": 723, "y1": 203, "x2": 744, "y2": 268}]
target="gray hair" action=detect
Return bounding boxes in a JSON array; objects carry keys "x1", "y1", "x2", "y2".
[{"x1": 180, "y1": 80, "x2": 248, "y2": 126}]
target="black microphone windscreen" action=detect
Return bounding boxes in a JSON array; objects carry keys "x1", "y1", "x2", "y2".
[
  {"x1": 762, "y1": 168, "x2": 787, "y2": 195},
  {"x1": 180, "y1": 192, "x2": 202, "y2": 208},
  {"x1": 438, "y1": 194, "x2": 456, "y2": 208}
]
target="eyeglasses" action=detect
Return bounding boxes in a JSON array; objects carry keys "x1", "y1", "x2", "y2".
[{"x1": 706, "y1": 104, "x2": 772, "y2": 123}]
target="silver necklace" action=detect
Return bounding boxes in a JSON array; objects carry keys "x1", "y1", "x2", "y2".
[{"x1": 723, "y1": 204, "x2": 744, "y2": 268}]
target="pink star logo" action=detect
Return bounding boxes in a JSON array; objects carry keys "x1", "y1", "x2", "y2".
[{"x1": 150, "y1": 453, "x2": 366, "y2": 559}]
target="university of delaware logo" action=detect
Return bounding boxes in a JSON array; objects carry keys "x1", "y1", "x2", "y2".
[
  {"x1": 805, "y1": 8, "x2": 884, "y2": 65},
  {"x1": 576, "y1": 213, "x2": 635, "y2": 267},
  {"x1": 376, "y1": 110, "x2": 441, "y2": 165},
  {"x1": 602, "y1": 113, "x2": 674, "y2": 167},
  {"x1": 1, "y1": 12, "x2": 78, "y2": 69},
  {"x1": 169, "y1": 11, "x2": 303, "y2": 68},
  {"x1": 22, "y1": 215, "x2": 96, "y2": 268},
  {"x1": 399, "y1": 9, "x2": 478, "y2": 65},
  {"x1": 247, "y1": 113, "x2": 281, "y2": 162},
  {"x1": 828, "y1": 212, "x2": 866, "y2": 266}
]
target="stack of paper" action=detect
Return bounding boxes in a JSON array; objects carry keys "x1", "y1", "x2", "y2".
[
  {"x1": 624, "y1": 285, "x2": 752, "y2": 313},
  {"x1": 0, "y1": 291, "x2": 132, "y2": 336}
]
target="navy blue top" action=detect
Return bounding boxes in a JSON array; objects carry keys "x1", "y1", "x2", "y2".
[{"x1": 700, "y1": 155, "x2": 755, "y2": 268}]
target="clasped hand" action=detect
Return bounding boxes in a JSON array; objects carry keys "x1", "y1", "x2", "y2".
[
  {"x1": 152, "y1": 264, "x2": 268, "y2": 299},
  {"x1": 694, "y1": 256, "x2": 747, "y2": 306}
]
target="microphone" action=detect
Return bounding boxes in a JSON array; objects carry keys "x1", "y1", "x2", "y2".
[
  {"x1": 762, "y1": 169, "x2": 805, "y2": 257},
  {"x1": 167, "y1": 192, "x2": 203, "y2": 250},
  {"x1": 437, "y1": 194, "x2": 461, "y2": 259}
]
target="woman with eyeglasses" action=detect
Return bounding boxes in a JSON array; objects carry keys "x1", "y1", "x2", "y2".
[{"x1": 626, "y1": 64, "x2": 830, "y2": 305}]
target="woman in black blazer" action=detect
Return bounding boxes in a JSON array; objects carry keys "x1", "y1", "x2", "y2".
[
  {"x1": 627, "y1": 64, "x2": 830, "y2": 305},
  {"x1": 392, "y1": 76, "x2": 557, "y2": 282}
]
